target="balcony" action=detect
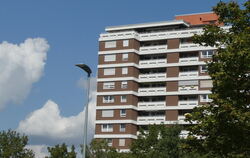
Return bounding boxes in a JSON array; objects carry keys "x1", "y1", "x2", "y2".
[
  {"x1": 178, "y1": 100, "x2": 198, "y2": 106},
  {"x1": 179, "y1": 43, "x2": 216, "y2": 51},
  {"x1": 178, "y1": 86, "x2": 198, "y2": 92},
  {"x1": 138, "y1": 101, "x2": 166, "y2": 110},
  {"x1": 139, "y1": 59, "x2": 167, "y2": 67},
  {"x1": 178, "y1": 115, "x2": 190, "y2": 124},
  {"x1": 99, "y1": 31, "x2": 139, "y2": 41},
  {"x1": 180, "y1": 130, "x2": 189, "y2": 138},
  {"x1": 179, "y1": 71, "x2": 198, "y2": 77},
  {"x1": 139, "y1": 73, "x2": 166, "y2": 81},
  {"x1": 179, "y1": 43, "x2": 201, "y2": 49},
  {"x1": 139, "y1": 28, "x2": 202, "y2": 41},
  {"x1": 179, "y1": 57, "x2": 199, "y2": 64},
  {"x1": 178, "y1": 115, "x2": 186, "y2": 121},
  {"x1": 138, "y1": 87, "x2": 166, "y2": 96},
  {"x1": 139, "y1": 45, "x2": 168, "y2": 54},
  {"x1": 137, "y1": 116, "x2": 165, "y2": 125}
]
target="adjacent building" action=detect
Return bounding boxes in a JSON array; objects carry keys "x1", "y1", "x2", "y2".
[{"x1": 95, "y1": 12, "x2": 226, "y2": 151}]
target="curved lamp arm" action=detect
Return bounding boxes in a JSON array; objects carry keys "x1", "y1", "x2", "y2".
[{"x1": 75, "y1": 64, "x2": 92, "y2": 77}]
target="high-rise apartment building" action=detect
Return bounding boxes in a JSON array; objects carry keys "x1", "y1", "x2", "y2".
[{"x1": 95, "y1": 12, "x2": 226, "y2": 151}]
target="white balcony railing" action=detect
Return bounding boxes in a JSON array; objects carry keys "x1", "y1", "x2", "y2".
[
  {"x1": 139, "y1": 45, "x2": 168, "y2": 54},
  {"x1": 178, "y1": 115, "x2": 189, "y2": 124},
  {"x1": 137, "y1": 116, "x2": 165, "y2": 124},
  {"x1": 138, "y1": 87, "x2": 166, "y2": 95},
  {"x1": 178, "y1": 115, "x2": 186, "y2": 121},
  {"x1": 99, "y1": 31, "x2": 139, "y2": 40},
  {"x1": 179, "y1": 57, "x2": 199, "y2": 63},
  {"x1": 139, "y1": 59, "x2": 167, "y2": 67},
  {"x1": 178, "y1": 100, "x2": 198, "y2": 106},
  {"x1": 200, "y1": 98, "x2": 213, "y2": 103},
  {"x1": 100, "y1": 26, "x2": 230, "y2": 42},
  {"x1": 139, "y1": 73, "x2": 166, "y2": 80},
  {"x1": 180, "y1": 130, "x2": 189, "y2": 138},
  {"x1": 100, "y1": 28, "x2": 202, "y2": 41},
  {"x1": 179, "y1": 43, "x2": 201, "y2": 49},
  {"x1": 139, "y1": 28, "x2": 202, "y2": 41},
  {"x1": 138, "y1": 101, "x2": 166, "y2": 110},
  {"x1": 178, "y1": 86, "x2": 198, "y2": 92},
  {"x1": 179, "y1": 71, "x2": 198, "y2": 77}
]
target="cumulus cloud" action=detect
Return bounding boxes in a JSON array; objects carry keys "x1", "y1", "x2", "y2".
[
  {"x1": 77, "y1": 76, "x2": 97, "y2": 94},
  {"x1": 17, "y1": 77, "x2": 97, "y2": 146},
  {"x1": 0, "y1": 38, "x2": 49, "y2": 110},
  {"x1": 26, "y1": 145, "x2": 83, "y2": 158},
  {"x1": 18, "y1": 100, "x2": 83, "y2": 139},
  {"x1": 26, "y1": 145, "x2": 48, "y2": 158}
]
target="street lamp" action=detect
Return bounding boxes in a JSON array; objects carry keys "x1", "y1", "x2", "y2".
[{"x1": 76, "y1": 64, "x2": 92, "y2": 158}]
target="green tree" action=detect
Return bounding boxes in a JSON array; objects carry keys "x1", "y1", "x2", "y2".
[
  {"x1": 130, "y1": 125, "x2": 204, "y2": 158},
  {"x1": 86, "y1": 139, "x2": 120, "y2": 158},
  {"x1": 185, "y1": 1, "x2": 250, "y2": 157},
  {"x1": 0, "y1": 129, "x2": 35, "y2": 158},
  {"x1": 130, "y1": 125, "x2": 183, "y2": 158},
  {"x1": 87, "y1": 127, "x2": 203, "y2": 158},
  {"x1": 46, "y1": 143, "x2": 77, "y2": 158}
]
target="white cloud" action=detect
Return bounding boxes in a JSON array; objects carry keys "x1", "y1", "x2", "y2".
[
  {"x1": 18, "y1": 100, "x2": 83, "y2": 139},
  {"x1": 77, "y1": 76, "x2": 97, "y2": 94},
  {"x1": 17, "y1": 77, "x2": 97, "y2": 146},
  {"x1": 0, "y1": 38, "x2": 49, "y2": 110},
  {"x1": 26, "y1": 145, "x2": 48, "y2": 158},
  {"x1": 26, "y1": 145, "x2": 83, "y2": 158}
]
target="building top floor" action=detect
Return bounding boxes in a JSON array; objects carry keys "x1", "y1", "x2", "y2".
[
  {"x1": 104, "y1": 12, "x2": 221, "y2": 34},
  {"x1": 175, "y1": 12, "x2": 220, "y2": 26},
  {"x1": 105, "y1": 20, "x2": 190, "y2": 33}
]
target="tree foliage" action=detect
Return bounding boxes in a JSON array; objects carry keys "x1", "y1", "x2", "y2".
[
  {"x1": 130, "y1": 125, "x2": 182, "y2": 158},
  {"x1": 0, "y1": 129, "x2": 35, "y2": 158},
  {"x1": 86, "y1": 139, "x2": 120, "y2": 158},
  {"x1": 46, "y1": 143, "x2": 77, "y2": 158},
  {"x1": 130, "y1": 125, "x2": 203, "y2": 158},
  {"x1": 186, "y1": 1, "x2": 250, "y2": 157},
  {"x1": 87, "y1": 125, "x2": 204, "y2": 158}
]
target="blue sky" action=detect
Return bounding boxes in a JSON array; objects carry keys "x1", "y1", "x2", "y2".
[{"x1": 0, "y1": 0, "x2": 245, "y2": 157}]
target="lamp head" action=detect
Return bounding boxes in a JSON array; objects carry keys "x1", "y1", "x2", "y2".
[{"x1": 75, "y1": 64, "x2": 92, "y2": 77}]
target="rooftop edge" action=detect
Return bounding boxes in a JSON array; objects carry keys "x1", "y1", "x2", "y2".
[
  {"x1": 105, "y1": 20, "x2": 190, "y2": 32},
  {"x1": 175, "y1": 11, "x2": 214, "y2": 17}
]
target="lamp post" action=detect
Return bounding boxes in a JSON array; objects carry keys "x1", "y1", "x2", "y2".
[{"x1": 76, "y1": 64, "x2": 92, "y2": 158}]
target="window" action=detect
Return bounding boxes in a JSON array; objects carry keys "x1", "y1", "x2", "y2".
[
  {"x1": 120, "y1": 109, "x2": 126, "y2": 117},
  {"x1": 105, "y1": 41, "x2": 116, "y2": 48},
  {"x1": 122, "y1": 67, "x2": 128, "y2": 75},
  {"x1": 107, "y1": 139, "x2": 113, "y2": 146},
  {"x1": 178, "y1": 110, "x2": 193, "y2": 116},
  {"x1": 200, "y1": 65, "x2": 208, "y2": 73},
  {"x1": 104, "y1": 68, "x2": 115, "y2": 75},
  {"x1": 101, "y1": 124, "x2": 113, "y2": 132},
  {"x1": 200, "y1": 94, "x2": 212, "y2": 102},
  {"x1": 119, "y1": 139, "x2": 126, "y2": 146},
  {"x1": 179, "y1": 95, "x2": 198, "y2": 101},
  {"x1": 121, "y1": 81, "x2": 128, "y2": 89},
  {"x1": 120, "y1": 124, "x2": 126, "y2": 132},
  {"x1": 201, "y1": 50, "x2": 214, "y2": 58},
  {"x1": 103, "y1": 96, "x2": 114, "y2": 103},
  {"x1": 180, "y1": 66, "x2": 198, "y2": 72},
  {"x1": 181, "y1": 38, "x2": 192, "y2": 44},
  {"x1": 102, "y1": 110, "x2": 114, "y2": 117},
  {"x1": 121, "y1": 96, "x2": 127, "y2": 102},
  {"x1": 200, "y1": 80, "x2": 213, "y2": 88},
  {"x1": 122, "y1": 53, "x2": 129, "y2": 61},
  {"x1": 103, "y1": 82, "x2": 115, "y2": 89},
  {"x1": 104, "y1": 54, "x2": 116, "y2": 62},
  {"x1": 123, "y1": 40, "x2": 129, "y2": 47}
]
